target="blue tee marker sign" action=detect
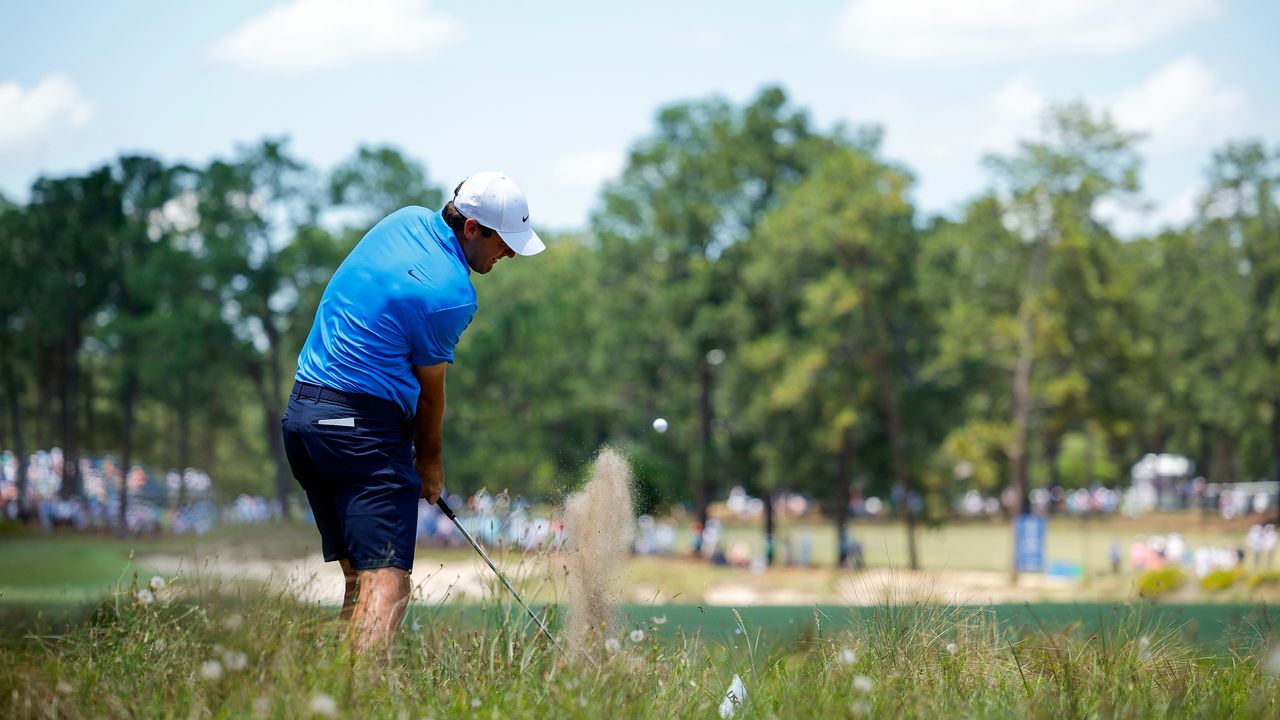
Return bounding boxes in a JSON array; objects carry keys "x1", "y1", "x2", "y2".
[{"x1": 1015, "y1": 514, "x2": 1046, "y2": 573}]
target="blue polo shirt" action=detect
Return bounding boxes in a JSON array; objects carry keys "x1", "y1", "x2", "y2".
[{"x1": 295, "y1": 207, "x2": 476, "y2": 418}]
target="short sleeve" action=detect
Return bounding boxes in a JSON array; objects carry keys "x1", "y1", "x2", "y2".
[{"x1": 409, "y1": 304, "x2": 476, "y2": 366}]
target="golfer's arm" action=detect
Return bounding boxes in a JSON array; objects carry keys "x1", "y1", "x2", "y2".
[{"x1": 412, "y1": 363, "x2": 447, "y2": 462}]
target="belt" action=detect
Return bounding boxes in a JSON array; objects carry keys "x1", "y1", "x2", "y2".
[{"x1": 290, "y1": 381, "x2": 402, "y2": 416}]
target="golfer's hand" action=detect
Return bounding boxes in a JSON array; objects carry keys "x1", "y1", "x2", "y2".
[{"x1": 417, "y1": 457, "x2": 444, "y2": 503}]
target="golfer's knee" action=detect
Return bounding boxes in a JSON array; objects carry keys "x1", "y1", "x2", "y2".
[{"x1": 358, "y1": 567, "x2": 410, "y2": 597}]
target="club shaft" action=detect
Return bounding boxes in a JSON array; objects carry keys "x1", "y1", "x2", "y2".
[{"x1": 436, "y1": 498, "x2": 559, "y2": 648}]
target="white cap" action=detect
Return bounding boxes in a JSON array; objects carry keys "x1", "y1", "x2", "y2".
[{"x1": 453, "y1": 172, "x2": 545, "y2": 256}]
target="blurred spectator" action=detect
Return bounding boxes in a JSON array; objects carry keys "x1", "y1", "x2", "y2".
[{"x1": 1265, "y1": 525, "x2": 1278, "y2": 568}]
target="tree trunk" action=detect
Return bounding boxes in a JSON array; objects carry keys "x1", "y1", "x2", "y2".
[
  {"x1": 835, "y1": 428, "x2": 854, "y2": 568},
  {"x1": 249, "y1": 360, "x2": 291, "y2": 520},
  {"x1": 177, "y1": 377, "x2": 191, "y2": 507},
  {"x1": 1272, "y1": 398, "x2": 1280, "y2": 525},
  {"x1": 82, "y1": 365, "x2": 95, "y2": 453},
  {"x1": 695, "y1": 359, "x2": 715, "y2": 535},
  {"x1": 859, "y1": 289, "x2": 917, "y2": 571},
  {"x1": 3, "y1": 361, "x2": 31, "y2": 522},
  {"x1": 118, "y1": 368, "x2": 136, "y2": 536},
  {"x1": 872, "y1": 357, "x2": 917, "y2": 571},
  {"x1": 202, "y1": 418, "x2": 218, "y2": 488},
  {"x1": 763, "y1": 490, "x2": 776, "y2": 566},
  {"x1": 36, "y1": 358, "x2": 53, "y2": 449},
  {"x1": 1009, "y1": 241, "x2": 1046, "y2": 583},
  {"x1": 59, "y1": 332, "x2": 82, "y2": 499},
  {"x1": 1211, "y1": 430, "x2": 1233, "y2": 485},
  {"x1": 254, "y1": 309, "x2": 293, "y2": 519}
]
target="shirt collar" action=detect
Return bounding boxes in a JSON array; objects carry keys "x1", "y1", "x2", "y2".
[{"x1": 429, "y1": 210, "x2": 470, "y2": 273}]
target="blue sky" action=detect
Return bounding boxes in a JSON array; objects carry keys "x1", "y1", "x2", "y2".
[{"x1": 2, "y1": 0, "x2": 1276, "y2": 235}]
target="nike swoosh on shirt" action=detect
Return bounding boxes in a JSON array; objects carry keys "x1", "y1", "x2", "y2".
[{"x1": 407, "y1": 268, "x2": 426, "y2": 284}]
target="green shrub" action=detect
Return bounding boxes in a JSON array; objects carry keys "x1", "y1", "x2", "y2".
[
  {"x1": 1136, "y1": 566, "x2": 1185, "y2": 598},
  {"x1": 1199, "y1": 568, "x2": 1242, "y2": 592}
]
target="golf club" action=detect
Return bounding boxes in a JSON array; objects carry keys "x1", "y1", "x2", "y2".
[{"x1": 435, "y1": 497, "x2": 562, "y2": 652}]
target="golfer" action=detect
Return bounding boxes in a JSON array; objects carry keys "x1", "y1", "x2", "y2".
[{"x1": 281, "y1": 173, "x2": 544, "y2": 653}]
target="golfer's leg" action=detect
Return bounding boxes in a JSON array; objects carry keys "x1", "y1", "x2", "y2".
[
  {"x1": 351, "y1": 567, "x2": 410, "y2": 654},
  {"x1": 339, "y1": 559, "x2": 358, "y2": 620}
]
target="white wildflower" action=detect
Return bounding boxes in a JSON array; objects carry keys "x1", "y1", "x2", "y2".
[
  {"x1": 149, "y1": 575, "x2": 166, "y2": 592},
  {"x1": 1138, "y1": 635, "x2": 1153, "y2": 661},
  {"x1": 199, "y1": 660, "x2": 224, "y2": 682},
  {"x1": 604, "y1": 638, "x2": 622, "y2": 653},
  {"x1": 629, "y1": 629, "x2": 645, "y2": 643},
  {"x1": 470, "y1": 698, "x2": 482, "y2": 708},
  {"x1": 1265, "y1": 646, "x2": 1280, "y2": 677},
  {"x1": 135, "y1": 588, "x2": 155, "y2": 605},
  {"x1": 851, "y1": 699, "x2": 872, "y2": 715},
  {"x1": 718, "y1": 674, "x2": 747, "y2": 718},
  {"x1": 221, "y1": 614, "x2": 244, "y2": 632},
  {"x1": 945, "y1": 642, "x2": 959, "y2": 655},
  {"x1": 853, "y1": 675, "x2": 873, "y2": 693},
  {"x1": 308, "y1": 692, "x2": 339, "y2": 718},
  {"x1": 652, "y1": 615, "x2": 667, "y2": 626},
  {"x1": 223, "y1": 650, "x2": 249, "y2": 672},
  {"x1": 839, "y1": 648, "x2": 857, "y2": 665}
]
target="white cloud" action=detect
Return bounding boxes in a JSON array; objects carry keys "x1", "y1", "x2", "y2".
[
  {"x1": 551, "y1": 148, "x2": 625, "y2": 191},
  {"x1": 853, "y1": 73, "x2": 1048, "y2": 167},
  {"x1": 1096, "y1": 185, "x2": 1199, "y2": 237},
  {"x1": 833, "y1": 0, "x2": 1221, "y2": 64},
  {"x1": 209, "y1": 0, "x2": 464, "y2": 74},
  {"x1": 0, "y1": 75, "x2": 94, "y2": 155},
  {"x1": 850, "y1": 55, "x2": 1254, "y2": 230},
  {"x1": 1109, "y1": 56, "x2": 1246, "y2": 154}
]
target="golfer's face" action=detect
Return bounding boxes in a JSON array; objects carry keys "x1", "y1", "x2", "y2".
[{"x1": 464, "y1": 220, "x2": 516, "y2": 274}]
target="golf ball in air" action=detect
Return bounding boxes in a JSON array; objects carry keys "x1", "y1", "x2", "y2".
[{"x1": 652, "y1": 417, "x2": 668, "y2": 433}]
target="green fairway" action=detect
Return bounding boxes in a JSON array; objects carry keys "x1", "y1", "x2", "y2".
[
  {"x1": 689, "y1": 513, "x2": 1248, "y2": 572},
  {"x1": 0, "y1": 538, "x2": 131, "y2": 602},
  {"x1": 415, "y1": 601, "x2": 1277, "y2": 651}
]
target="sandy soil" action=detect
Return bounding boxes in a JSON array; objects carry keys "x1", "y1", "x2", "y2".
[
  {"x1": 139, "y1": 553, "x2": 495, "y2": 605},
  {"x1": 138, "y1": 550, "x2": 1168, "y2": 607}
]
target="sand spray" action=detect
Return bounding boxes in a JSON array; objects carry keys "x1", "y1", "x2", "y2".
[{"x1": 562, "y1": 446, "x2": 635, "y2": 651}]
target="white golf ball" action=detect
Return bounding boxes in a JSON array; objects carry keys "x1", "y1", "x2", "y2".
[{"x1": 652, "y1": 417, "x2": 668, "y2": 433}]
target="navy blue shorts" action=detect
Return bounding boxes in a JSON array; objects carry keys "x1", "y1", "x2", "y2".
[{"x1": 281, "y1": 382, "x2": 418, "y2": 571}]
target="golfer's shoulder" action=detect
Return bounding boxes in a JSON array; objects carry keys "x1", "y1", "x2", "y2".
[
  {"x1": 374, "y1": 205, "x2": 434, "y2": 232},
  {"x1": 392, "y1": 204, "x2": 433, "y2": 220}
]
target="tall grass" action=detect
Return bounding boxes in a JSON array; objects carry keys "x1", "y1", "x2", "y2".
[{"x1": 2, "y1": 570, "x2": 1277, "y2": 719}]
